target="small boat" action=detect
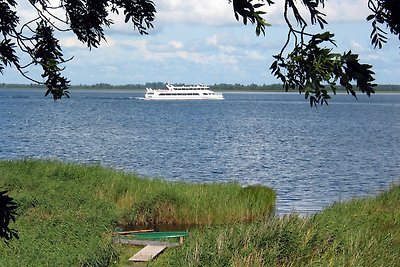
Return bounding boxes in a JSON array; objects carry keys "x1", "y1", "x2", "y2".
[
  {"x1": 116, "y1": 231, "x2": 189, "y2": 240},
  {"x1": 113, "y1": 231, "x2": 189, "y2": 247},
  {"x1": 144, "y1": 84, "x2": 224, "y2": 100}
]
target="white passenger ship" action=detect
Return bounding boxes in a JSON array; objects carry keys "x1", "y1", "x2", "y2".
[{"x1": 144, "y1": 84, "x2": 224, "y2": 100}]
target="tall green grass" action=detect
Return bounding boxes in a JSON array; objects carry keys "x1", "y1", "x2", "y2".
[
  {"x1": 151, "y1": 184, "x2": 400, "y2": 267},
  {"x1": 3, "y1": 159, "x2": 398, "y2": 266},
  {"x1": 0, "y1": 159, "x2": 275, "y2": 266}
]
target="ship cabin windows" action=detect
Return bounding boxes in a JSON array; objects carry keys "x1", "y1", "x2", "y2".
[{"x1": 158, "y1": 93, "x2": 200, "y2": 96}]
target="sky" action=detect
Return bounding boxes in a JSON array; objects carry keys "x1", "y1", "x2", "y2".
[{"x1": 2, "y1": 0, "x2": 399, "y2": 85}]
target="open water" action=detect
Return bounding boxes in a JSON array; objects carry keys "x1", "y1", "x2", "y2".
[{"x1": 1, "y1": 89, "x2": 399, "y2": 215}]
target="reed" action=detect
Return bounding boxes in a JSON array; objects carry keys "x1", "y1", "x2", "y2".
[
  {"x1": 0, "y1": 159, "x2": 275, "y2": 266},
  {"x1": 4, "y1": 159, "x2": 397, "y2": 266},
  {"x1": 151, "y1": 184, "x2": 400, "y2": 267}
]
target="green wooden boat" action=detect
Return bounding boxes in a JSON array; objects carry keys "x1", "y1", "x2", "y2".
[{"x1": 117, "y1": 231, "x2": 189, "y2": 241}]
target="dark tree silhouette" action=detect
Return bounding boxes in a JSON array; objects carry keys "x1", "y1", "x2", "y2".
[
  {"x1": 0, "y1": 190, "x2": 18, "y2": 244},
  {"x1": 1, "y1": 0, "x2": 156, "y2": 100},
  {"x1": 230, "y1": 0, "x2": 399, "y2": 106}
]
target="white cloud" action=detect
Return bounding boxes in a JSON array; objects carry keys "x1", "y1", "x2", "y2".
[
  {"x1": 60, "y1": 36, "x2": 87, "y2": 48},
  {"x1": 70, "y1": 32, "x2": 243, "y2": 70},
  {"x1": 186, "y1": 51, "x2": 238, "y2": 66},
  {"x1": 169, "y1": 40, "x2": 184, "y2": 49},
  {"x1": 206, "y1": 35, "x2": 218, "y2": 46},
  {"x1": 261, "y1": 0, "x2": 371, "y2": 26},
  {"x1": 155, "y1": 0, "x2": 234, "y2": 26},
  {"x1": 245, "y1": 50, "x2": 265, "y2": 61},
  {"x1": 349, "y1": 41, "x2": 378, "y2": 60},
  {"x1": 349, "y1": 41, "x2": 367, "y2": 52},
  {"x1": 154, "y1": 0, "x2": 371, "y2": 27},
  {"x1": 323, "y1": 0, "x2": 370, "y2": 22},
  {"x1": 15, "y1": 0, "x2": 372, "y2": 31},
  {"x1": 206, "y1": 34, "x2": 237, "y2": 54}
]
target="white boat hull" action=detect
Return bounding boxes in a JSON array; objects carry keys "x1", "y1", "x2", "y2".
[{"x1": 144, "y1": 95, "x2": 224, "y2": 100}]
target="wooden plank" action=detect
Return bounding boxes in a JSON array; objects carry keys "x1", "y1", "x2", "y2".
[
  {"x1": 113, "y1": 238, "x2": 180, "y2": 248},
  {"x1": 129, "y1": 245, "x2": 167, "y2": 262}
]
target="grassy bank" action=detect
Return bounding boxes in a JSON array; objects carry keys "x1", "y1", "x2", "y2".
[
  {"x1": 0, "y1": 159, "x2": 275, "y2": 266},
  {"x1": 151, "y1": 184, "x2": 400, "y2": 267},
  {"x1": 2, "y1": 159, "x2": 399, "y2": 266}
]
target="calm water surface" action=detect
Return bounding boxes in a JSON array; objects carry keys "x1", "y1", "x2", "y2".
[{"x1": 1, "y1": 89, "x2": 399, "y2": 215}]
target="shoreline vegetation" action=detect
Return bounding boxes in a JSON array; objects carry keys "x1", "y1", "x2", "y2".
[
  {"x1": 1, "y1": 160, "x2": 399, "y2": 266},
  {"x1": 0, "y1": 160, "x2": 275, "y2": 266},
  {"x1": 1, "y1": 82, "x2": 400, "y2": 93},
  {"x1": 152, "y1": 183, "x2": 400, "y2": 267}
]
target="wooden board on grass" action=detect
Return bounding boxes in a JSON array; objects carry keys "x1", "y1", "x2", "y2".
[{"x1": 129, "y1": 245, "x2": 167, "y2": 262}]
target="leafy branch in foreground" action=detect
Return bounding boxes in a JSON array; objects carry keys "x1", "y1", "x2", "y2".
[
  {"x1": 229, "y1": 0, "x2": 274, "y2": 36},
  {"x1": 33, "y1": 21, "x2": 70, "y2": 99},
  {"x1": 0, "y1": 0, "x2": 156, "y2": 100},
  {"x1": 367, "y1": 0, "x2": 400, "y2": 49},
  {"x1": 231, "y1": 0, "x2": 380, "y2": 106},
  {"x1": 270, "y1": 32, "x2": 376, "y2": 107},
  {"x1": 275, "y1": 0, "x2": 374, "y2": 105}
]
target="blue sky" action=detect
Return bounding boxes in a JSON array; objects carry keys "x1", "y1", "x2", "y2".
[{"x1": 2, "y1": 0, "x2": 399, "y2": 85}]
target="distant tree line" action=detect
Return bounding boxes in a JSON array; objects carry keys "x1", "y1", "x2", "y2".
[
  {"x1": 0, "y1": 83, "x2": 46, "y2": 89},
  {"x1": 211, "y1": 84, "x2": 400, "y2": 92},
  {"x1": 1, "y1": 83, "x2": 400, "y2": 92},
  {"x1": 211, "y1": 83, "x2": 285, "y2": 91}
]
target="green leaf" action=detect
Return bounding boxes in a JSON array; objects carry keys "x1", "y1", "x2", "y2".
[{"x1": 366, "y1": 14, "x2": 375, "y2": 21}]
